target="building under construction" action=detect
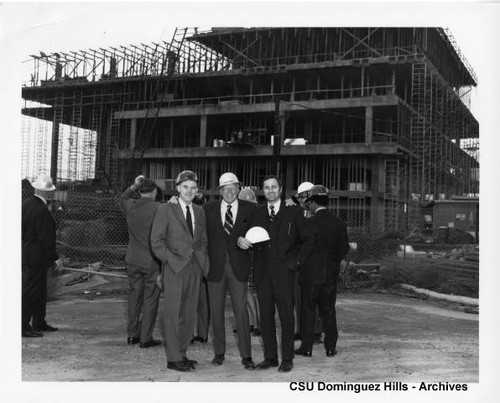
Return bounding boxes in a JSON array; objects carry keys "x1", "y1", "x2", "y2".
[{"x1": 21, "y1": 27, "x2": 479, "y2": 235}]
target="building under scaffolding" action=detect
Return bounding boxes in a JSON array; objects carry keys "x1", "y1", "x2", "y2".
[{"x1": 21, "y1": 27, "x2": 479, "y2": 234}]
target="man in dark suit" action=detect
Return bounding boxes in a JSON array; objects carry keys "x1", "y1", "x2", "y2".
[
  {"x1": 294, "y1": 185, "x2": 349, "y2": 358},
  {"x1": 119, "y1": 176, "x2": 162, "y2": 348},
  {"x1": 150, "y1": 170, "x2": 209, "y2": 372},
  {"x1": 204, "y1": 173, "x2": 256, "y2": 369},
  {"x1": 238, "y1": 175, "x2": 314, "y2": 372},
  {"x1": 22, "y1": 174, "x2": 62, "y2": 337}
]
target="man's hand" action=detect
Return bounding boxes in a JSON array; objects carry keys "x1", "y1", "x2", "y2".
[
  {"x1": 168, "y1": 195, "x2": 179, "y2": 204},
  {"x1": 155, "y1": 273, "x2": 163, "y2": 290},
  {"x1": 284, "y1": 198, "x2": 296, "y2": 207},
  {"x1": 237, "y1": 236, "x2": 253, "y2": 250},
  {"x1": 131, "y1": 175, "x2": 145, "y2": 191},
  {"x1": 54, "y1": 258, "x2": 64, "y2": 273}
]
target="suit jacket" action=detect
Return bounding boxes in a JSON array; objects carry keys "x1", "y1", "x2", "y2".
[
  {"x1": 203, "y1": 199, "x2": 255, "y2": 283},
  {"x1": 150, "y1": 202, "x2": 209, "y2": 277},
  {"x1": 22, "y1": 196, "x2": 58, "y2": 269},
  {"x1": 300, "y1": 209, "x2": 349, "y2": 285},
  {"x1": 250, "y1": 203, "x2": 314, "y2": 286},
  {"x1": 119, "y1": 187, "x2": 160, "y2": 270}
]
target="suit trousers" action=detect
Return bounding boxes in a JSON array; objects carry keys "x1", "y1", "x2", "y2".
[
  {"x1": 195, "y1": 278, "x2": 210, "y2": 338},
  {"x1": 161, "y1": 258, "x2": 202, "y2": 362},
  {"x1": 22, "y1": 264, "x2": 48, "y2": 330},
  {"x1": 300, "y1": 277, "x2": 339, "y2": 352},
  {"x1": 256, "y1": 258, "x2": 296, "y2": 362},
  {"x1": 126, "y1": 263, "x2": 161, "y2": 342},
  {"x1": 208, "y1": 255, "x2": 251, "y2": 358}
]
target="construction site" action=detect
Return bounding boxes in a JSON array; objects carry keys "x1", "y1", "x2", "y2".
[{"x1": 21, "y1": 27, "x2": 479, "y2": 290}]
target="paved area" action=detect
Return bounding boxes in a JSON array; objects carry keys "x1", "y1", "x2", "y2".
[{"x1": 21, "y1": 275, "x2": 479, "y2": 383}]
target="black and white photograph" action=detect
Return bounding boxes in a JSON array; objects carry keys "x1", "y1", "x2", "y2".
[{"x1": 1, "y1": 1, "x2": 499, "y2": 402}]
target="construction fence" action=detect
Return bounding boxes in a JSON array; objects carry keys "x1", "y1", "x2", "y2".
[{"x1": 23, "y1": 188, "x2": 479, "y2": 297}]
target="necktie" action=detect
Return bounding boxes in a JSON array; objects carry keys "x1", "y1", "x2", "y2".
[
  {"x1": 224, "y1": 204, "x2": 233, "y2": 235},
  {"x1": 186, "y1": 205, "x2": 194, "y2": 237},
  {"x1": 269, "y1": 204, "x2": 276, "y2": 222}
]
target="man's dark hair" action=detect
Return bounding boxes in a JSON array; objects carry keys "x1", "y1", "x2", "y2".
[
  {"x1": 308, "y1": 195, "x2": 328, "y2": 207},
  {"x1": 262, "y1": 175, "x2": 282, "y2": 188},
  {"x1": 138, "y1": 178, "x2": 157, "y2": 193}
]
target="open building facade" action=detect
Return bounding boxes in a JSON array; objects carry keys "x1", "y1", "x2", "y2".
[{"x1": 21, "y1": 27, "x2": 479, "y2": 236}]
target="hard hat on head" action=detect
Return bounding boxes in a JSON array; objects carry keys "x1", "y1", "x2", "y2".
[
  {"x1": 296, "y1": 181, "x2": 314, "y2": 196},
  {"x1": 245, "y1": 226, "x2": 270, "y2": 244},
  {"x1": 32, "y1": 174, "x2": 56, "y2": 191},
  {"x1": 176, "y1": 170, "x2": 198, "y2": 185},
  {"x1": 238, "y1": 188, "x2": 257, "y2": 203},
  {"x1": 306, "y1": 184, "x2": 329, "y2": 201},
  {"x1": 217, "y1": 172, "x2": 241, "y2": 189}
]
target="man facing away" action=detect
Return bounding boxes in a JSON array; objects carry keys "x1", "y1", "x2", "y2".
[
  {"x1": 203, "y1": 173, "x2": 256, "y2": 369},
  {"x1": 238, "y1": 175, "x2": 314, "y2": 372},
  {"x1": 150, "y1": 170, "x2": 209, "y2": 372},
  {"x1": 294, "y1": 185, "x2": 349, "y2": 358},
  {"x1": 119, "y1": 175, "x2": 162, "y2": 348},
  {"x1": 22, "y1": 174, "x2": 62, "y2": 337}
]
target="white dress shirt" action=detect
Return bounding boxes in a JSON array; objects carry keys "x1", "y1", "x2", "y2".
[
  {"x1": 221, "y1": 199, "x2": 239, "y2": 226},
  {"x1": 178, "y1": 198, "x2": 195, "y2": 231}
]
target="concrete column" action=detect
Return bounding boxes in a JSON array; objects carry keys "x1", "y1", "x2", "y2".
[
  {"x1": 209, "y1": 159, "x2": 218, "y2": 201},
  {"x1": 370, "y1": 157, "x2": 385, "y2": 235},
  {"x1": 200, "y1": 115, "x2": 207, "y2": 147},
  {"x1": 50, "y1": 122, "x2": 60, "y2": 182},
  {"x1": 365, "y1": 106, "x2": 373, "y2": 144},
  {"x1": 130, "y1": 118, "x2": 137, "y2": 149}
]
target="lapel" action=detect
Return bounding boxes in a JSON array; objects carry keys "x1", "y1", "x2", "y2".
[
  {"x1": 192, "y1": 204, "x2": 203, "y2": 241},
  {"x1": 272, "y1": 201, "x2": 285, "y2": 227},
  {"x1": 172, "y1": 202, "x2": 191, "y2": 237}
]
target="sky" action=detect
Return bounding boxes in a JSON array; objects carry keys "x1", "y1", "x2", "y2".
[{"x1": 1, "y1": 1, "x2": 500, "y2": 402}]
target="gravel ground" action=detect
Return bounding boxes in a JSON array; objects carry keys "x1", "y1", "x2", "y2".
[{"x1": 20, "y1": 275, "x2": 479, "y2": 383}]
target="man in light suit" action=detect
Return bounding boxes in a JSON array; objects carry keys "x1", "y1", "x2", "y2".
[
  {"x1": 151, "y1": 170, "x2": 209, "y2": 372},
  {"x1": 203, "y1": 173, "x2": 256, "y2": 369},
  {"x1": 119, "y1": 176, "x2": 161, "y2": 348}
]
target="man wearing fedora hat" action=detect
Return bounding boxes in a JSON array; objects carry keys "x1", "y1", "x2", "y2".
[
  {"x1": 22, "y1": 174, "x2": 62, "y2": 337},
  {"x1": 150, "y1": 170, "x2": 209, "y2": 372},
  {"x1": 203, "y1": 172, "x2": 257, "y2": 369}
]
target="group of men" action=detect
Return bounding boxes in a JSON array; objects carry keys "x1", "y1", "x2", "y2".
[
  {"x1": 120, "y1": 170, "x2": 349, "y2": 373},
  {"x1": 21, "y1": 170, "x2": 349, "y2": 375}
]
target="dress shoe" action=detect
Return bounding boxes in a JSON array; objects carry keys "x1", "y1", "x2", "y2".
[
  {"x1": 167, "y1": 361, "x2": 192, "y2": 372},
  {"x1": 191, "y1": 336, "x2": 208, "y2": 343},
  {"x1": 278, "y1": 360, "x2": 294, "y2": 372},
  {"x1": 22, "y1": 329, "x2": 43, "y2": 338},
  {"x1": 127, "y1": 337, "x2": 140, "y2": 345},
  {"x1": 139, "y1": 339, "x2": 162, "y2": 348},
  {"x1": 256, "y1": 358, "x2": 279, "y2": 370},
  {"x1": 211, "y1": 354, "x2": 225, "y2": 365},
  {"x1": 294, "y1": 347, "x2": 312, "y2": 357},
  {"x1": 242, "y1": 357, "x2": 256, "y2": 370},
  {"x1": 313, "y1": 333, "x2": 323, "y2": 344},
  {"x1": 293, "y1": 333, "x2": 302, "y2": 341},
  {"x1": 33, "y1": 324, "x2": 58, "y2": 332},
  {"x1": 326, "y1": 349, "x2": 338, "y2": 357},
  {"x1": 182, "y1": 357, "x2": 197, "y2": 369}
]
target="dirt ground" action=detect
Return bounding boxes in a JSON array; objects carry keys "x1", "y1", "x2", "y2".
[{"x1": 21, "y1": 273, "x2": 478, "y2": 383}]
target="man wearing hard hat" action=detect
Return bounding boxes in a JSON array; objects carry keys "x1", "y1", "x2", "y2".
[
  {"x1": 203, "y1": 173, "x2": 257, "y2": 369},
  {"x1": 150, "y1": 170, "x2": 209, "y2": 372},
  {"x1": 238, "y1": 175, "x2": 314, "y2": 373},
  {"x1": 22, "y1": 174, "x2": 62, "y2": 337},
  {"x1": 294, "y1": 185, "x2": 349, "y2": 358}
]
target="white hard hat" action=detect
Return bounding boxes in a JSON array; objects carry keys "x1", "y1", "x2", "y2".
[
  {"x1": 238, "y1": 188, "x2": 257, "y2": 203},
  {"x1": 217, "y1": 172, "x2": 241, "y2": 188},
  {"x1": 32, "y1": 174, "x2": 56, "y2": 191},
  {"x1": 296, "y1": 181, "x2": 314, "y2": 196},
  {"x1": 245, "y1": 226, "x2": 270, "y2": 244}
]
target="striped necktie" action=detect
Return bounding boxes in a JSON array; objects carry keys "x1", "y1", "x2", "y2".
[
  {"x1": 224, "y1": 204, "x2": 233, "y2": 235},
  {"x1": 269, "y1": 204, "x2": 276, "y2": 222}
]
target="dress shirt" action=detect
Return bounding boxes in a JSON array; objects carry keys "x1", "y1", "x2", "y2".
[
  {"x1": 220, "y1": 199, "x2": 239, "y2": 226},
  {"x1": 267, "y1": 198, "x2": 281, "y2": 216},
  {"x1": 178, "y1": 198, "x2": 195, "y2": 232}
]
